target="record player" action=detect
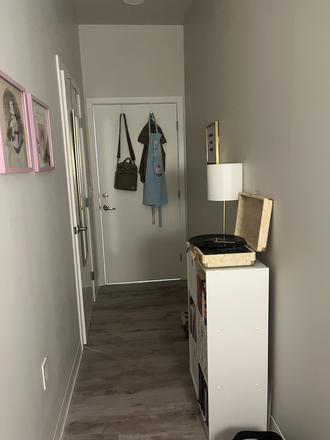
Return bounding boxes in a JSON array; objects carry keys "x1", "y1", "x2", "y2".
[{"x1": 189, "y1": 192, "x2": 273, "y2": 268}]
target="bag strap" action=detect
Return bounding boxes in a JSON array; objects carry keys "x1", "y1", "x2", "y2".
[{"x1": 117, "y1": 113, "x2": 136, "y2": 164}]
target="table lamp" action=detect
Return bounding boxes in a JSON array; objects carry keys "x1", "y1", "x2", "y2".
[{"x1": 207, "y1": 163, "x2": 243, "y2": 237}]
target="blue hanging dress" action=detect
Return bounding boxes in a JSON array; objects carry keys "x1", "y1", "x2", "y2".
[{"x1": 143, "y1": 113, "x2": 168, "y2": 226}]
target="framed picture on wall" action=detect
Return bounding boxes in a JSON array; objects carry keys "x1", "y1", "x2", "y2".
[
  {"x1": 26, "y1": 94, "x2": 54, "y2": 172},
  {"x1": 0, "y1": 70, "x2": 32, "y2": 174},
  {"x1": 206, "y1": 121, "x2": 220, "y2": 164}
]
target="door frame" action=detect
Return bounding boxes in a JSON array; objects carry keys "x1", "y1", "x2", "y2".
[
  {"x1": 86, "y1": 96, "x2": 187, "y2": 286},
  {"x1": 56, "y1": 55, "x2": 95, "y2": 344}
]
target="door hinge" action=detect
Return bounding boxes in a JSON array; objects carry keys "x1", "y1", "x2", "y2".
[
  {"x1": 178, "y1": 189, "x2": 180, "y2": 199},
  {"x1": 91, "y1": 271, "x2": 95, "y2": 281},
  {"x1": 180, "y1": 253, "x2": 183, "y2": 262},
  {"x1": 79, "y1": 117, "x2": 83, "y2": 129},
  {"x1": 176, "y1": 121, "x2": 179, "y2": 131},
  {"x1": 85, "y1": 197, "x2": 90, "y2": 208}
]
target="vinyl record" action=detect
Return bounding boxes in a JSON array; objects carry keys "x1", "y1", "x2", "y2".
[{"x1": 189, "y1": 234, "x2": 246, "y2": 250}]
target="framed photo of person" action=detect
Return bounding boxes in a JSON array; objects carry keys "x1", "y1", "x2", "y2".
[
  {"x1": 26, "y1": 94, "x2": 54, "y2": 172},
  {"x1": 206, "y1": 121, "x2": 220, "y2": 164},
  {"x1": 0, "y1": 71, "x2": 32, "y2": 174}
]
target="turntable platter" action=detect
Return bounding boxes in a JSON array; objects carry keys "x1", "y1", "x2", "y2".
[
  {"x1": 189, "y1": 233, "x2": 255, "y2": 265},
  {"x1": 189, "y1": 234, "x2": 247, "y2": 249}
]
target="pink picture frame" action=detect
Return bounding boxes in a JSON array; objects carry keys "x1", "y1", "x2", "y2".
[
  {"x1": 0, "y1": 71, "x2": 33, "y2": 174},
  {"x1": 26, "y1": 94, "x2": 54, "y2": 172}
]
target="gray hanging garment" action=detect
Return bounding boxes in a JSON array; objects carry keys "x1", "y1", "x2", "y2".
[
  {"x1": 138, "y1": 120, "x2": 166, "y2": 183},
  {"x1": 143, "y1": 113, "x2": 168, "y2": 226}
]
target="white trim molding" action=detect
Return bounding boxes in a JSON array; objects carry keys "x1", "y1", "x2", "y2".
[
  {"x1": 52, "y1": 343, "x2": 83, "y2": 440},
  {"x1": 270, "y1": 416, "x2": 286, "y2": 440}
]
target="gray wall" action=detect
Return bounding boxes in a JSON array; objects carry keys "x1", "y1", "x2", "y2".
[
  {"x1": 0, "y1": 1, "x2": 84, "y2": 439},
  {"x1": 79, "y1": 25, "x2": 185, "y2": 98},
  {"x1": 79, "y1": 24, "x2": 186, "y2": 283},
  {"x1": 184, "y1": 1, "x2": 330, "y2": 439}
]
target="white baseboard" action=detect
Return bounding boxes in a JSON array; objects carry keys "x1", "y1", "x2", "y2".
[
  {"x1": 270, "y1": 416, "x2": 286, "y2": 440},
  {"x1": 52, "y1": 343, "x2": 83, "y2": 440}
]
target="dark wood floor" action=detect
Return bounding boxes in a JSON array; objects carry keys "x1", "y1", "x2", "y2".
[{"x1": 62, "y1": 280, "x2": 207, "y2": 440}]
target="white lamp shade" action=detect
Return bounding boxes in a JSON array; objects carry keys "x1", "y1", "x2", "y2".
[{"x1": 207, "y1": 163, "x2": 243, "y2": 201}]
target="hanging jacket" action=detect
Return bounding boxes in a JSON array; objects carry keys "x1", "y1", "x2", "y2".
[
  {"x1": 138, "y1": 119, "x2": 166, "y2": 183},
  {"x1": 143, "y1": 114, "x2": 168, "y2": 227}
]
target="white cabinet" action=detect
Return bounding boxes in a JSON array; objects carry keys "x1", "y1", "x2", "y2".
[{"x1": 188, "y1": 251, "x2": 269, "y2": 440}]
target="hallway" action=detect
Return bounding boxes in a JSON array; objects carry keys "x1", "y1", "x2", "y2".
[{"x1": 62, "y1": 281, "x2": 207, "y2": 440}]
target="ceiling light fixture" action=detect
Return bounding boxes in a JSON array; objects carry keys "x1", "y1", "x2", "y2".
[{"x1": 122, "y1": 0, "x2": 145, "y2": 5}]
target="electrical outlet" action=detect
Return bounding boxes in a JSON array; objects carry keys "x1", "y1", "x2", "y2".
[{"x1": 41, "y1": 357, "x2": 48, "y2": 391}]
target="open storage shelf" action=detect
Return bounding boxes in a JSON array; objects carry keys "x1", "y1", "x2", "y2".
[{"x1": 187, "y1": 250, "x2": 269, "y2": 440}]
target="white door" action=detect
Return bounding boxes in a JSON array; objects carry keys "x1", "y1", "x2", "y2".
[
  {"x1": 87, "y1": 98, "x2": 186, "y2": 284},
  {"x1": 56, "y1": 56, "x2": 95, "y2": 343}
]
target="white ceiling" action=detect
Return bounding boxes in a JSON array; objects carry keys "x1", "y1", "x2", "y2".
[{"x1": 72, "y1": 0, "x2": 194, "y2": 25}]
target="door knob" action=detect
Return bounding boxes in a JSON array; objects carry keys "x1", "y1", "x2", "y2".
[
  {"x1": 103, "y1": 205, "x2": 116, "y2": 211},
  {"x1": 102, "y1": 192, "x2": 109, "y2": 198},
  {"x1": 74, "y1": 225, "x2": 88, "y2": 234}
]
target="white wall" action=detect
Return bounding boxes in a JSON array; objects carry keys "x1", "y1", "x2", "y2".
[
  {"x1": 184, "y1": 1, "x2": 330, "y2": 439},
  {"x1": 0, "y1": 1, "x2": 84, "y2": 439},
  {"x1": 79, "y1": 25, "x2": 185, "y2": 98}
]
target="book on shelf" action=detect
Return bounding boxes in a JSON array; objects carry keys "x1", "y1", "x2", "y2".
[
  {"x1": 189, "y1": 297, "x2": 196, "y2": 340},
  {"x1": 204, "y1": 381, "x2": 209, "y2": 427},
  {"x1": 198, "y1": 363, "x2": 208, "y2": 425},
  {"x1": 197, "y1": 271, "x2": 206, "y2": 317},
  {"x1": 203, "y1": 289, "x2": 207, "y2": 325},
  {"x1": 198, "y1": 364, "x2": 204, "y2": 413},
  {"x1": 193, "y1": 314, "x2": 196, "y2": 341}
]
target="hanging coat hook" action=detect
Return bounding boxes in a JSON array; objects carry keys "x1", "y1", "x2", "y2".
[{"x1": 150, "y1": 111, "x2": 155, "y2": 122}]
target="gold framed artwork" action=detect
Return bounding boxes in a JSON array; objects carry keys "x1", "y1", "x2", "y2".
[{"x1": 206, "y1": 121, "x2": 220, "y2": 164}]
